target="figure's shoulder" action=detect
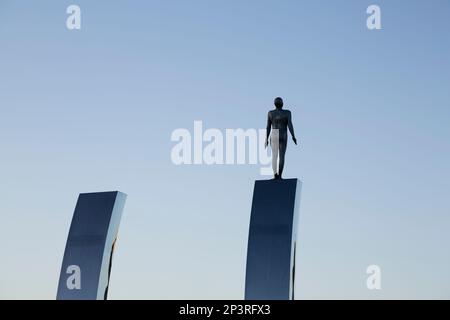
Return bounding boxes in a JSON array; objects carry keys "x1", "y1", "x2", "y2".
[{"x1": 283, "y1": 109, "x2": 292, "y2": 115}]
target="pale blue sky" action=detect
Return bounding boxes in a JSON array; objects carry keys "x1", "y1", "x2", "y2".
[{"x1": 1, "y1": 0, "x2": 450, "y2": 299}]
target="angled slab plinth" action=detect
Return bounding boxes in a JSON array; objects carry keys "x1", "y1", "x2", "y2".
[
  {"x1": 245, "y1": 178, "x2": 302, "y2": 300},
  {"x1": 57, "y1": 191, "x2": 126, "y2": 300}
]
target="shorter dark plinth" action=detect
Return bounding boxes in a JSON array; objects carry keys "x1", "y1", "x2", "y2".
[{"x1": 57, "y1": 191, "x2": 126, "y2": 300}]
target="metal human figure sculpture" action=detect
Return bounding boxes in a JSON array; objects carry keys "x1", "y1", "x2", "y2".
[{"x1": 265, "y1": 97, "x2": 298, "y2": 179}]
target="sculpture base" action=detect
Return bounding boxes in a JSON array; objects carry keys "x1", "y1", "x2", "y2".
[
  {"x1": 245, "y1": 178, "x2": 302, "y2": 300},
  {"x1": 57, "y1": 191, "x2": 126, "y2": 300}
]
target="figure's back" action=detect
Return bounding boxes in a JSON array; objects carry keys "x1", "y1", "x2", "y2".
[{"x1": 269, "y1": 109, "x2": 291, "y2": 130}]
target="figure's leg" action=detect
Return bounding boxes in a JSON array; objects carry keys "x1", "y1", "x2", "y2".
[
  {"x1": 278, "y1": 138, "x2": 287, "y2": 178},
  {"x1": 270, "y1": 130, "x2": 279, "y2": 177}
]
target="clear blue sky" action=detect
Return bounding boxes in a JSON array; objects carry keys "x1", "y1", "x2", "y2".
[{"x1": 1, "y1": 0, "x2": 450, "y2": 299}]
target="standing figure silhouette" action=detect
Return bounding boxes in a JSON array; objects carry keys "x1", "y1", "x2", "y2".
[{"x1": 265, "y1": 97, "x2": 298, "y2": 179}]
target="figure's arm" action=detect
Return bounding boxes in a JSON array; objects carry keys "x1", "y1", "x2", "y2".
[
  {"x1": 288, "y1": 111, "x2": 298, "y2": 145},
  {"x1": 265, "y1": 112, "x2": 272, "y2": 148}
]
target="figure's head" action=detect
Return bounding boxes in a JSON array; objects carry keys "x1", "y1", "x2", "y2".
[{"x1": 274, "y1": 97, "x2": 283, "y2": 109}]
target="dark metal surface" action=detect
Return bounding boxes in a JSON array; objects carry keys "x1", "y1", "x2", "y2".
[
  {"x1": 245, "y1": 179, "x2": 301, "y2": 300},
  {"x1": 57, "y1": 191, "x2": 126, "y2": 300}
]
